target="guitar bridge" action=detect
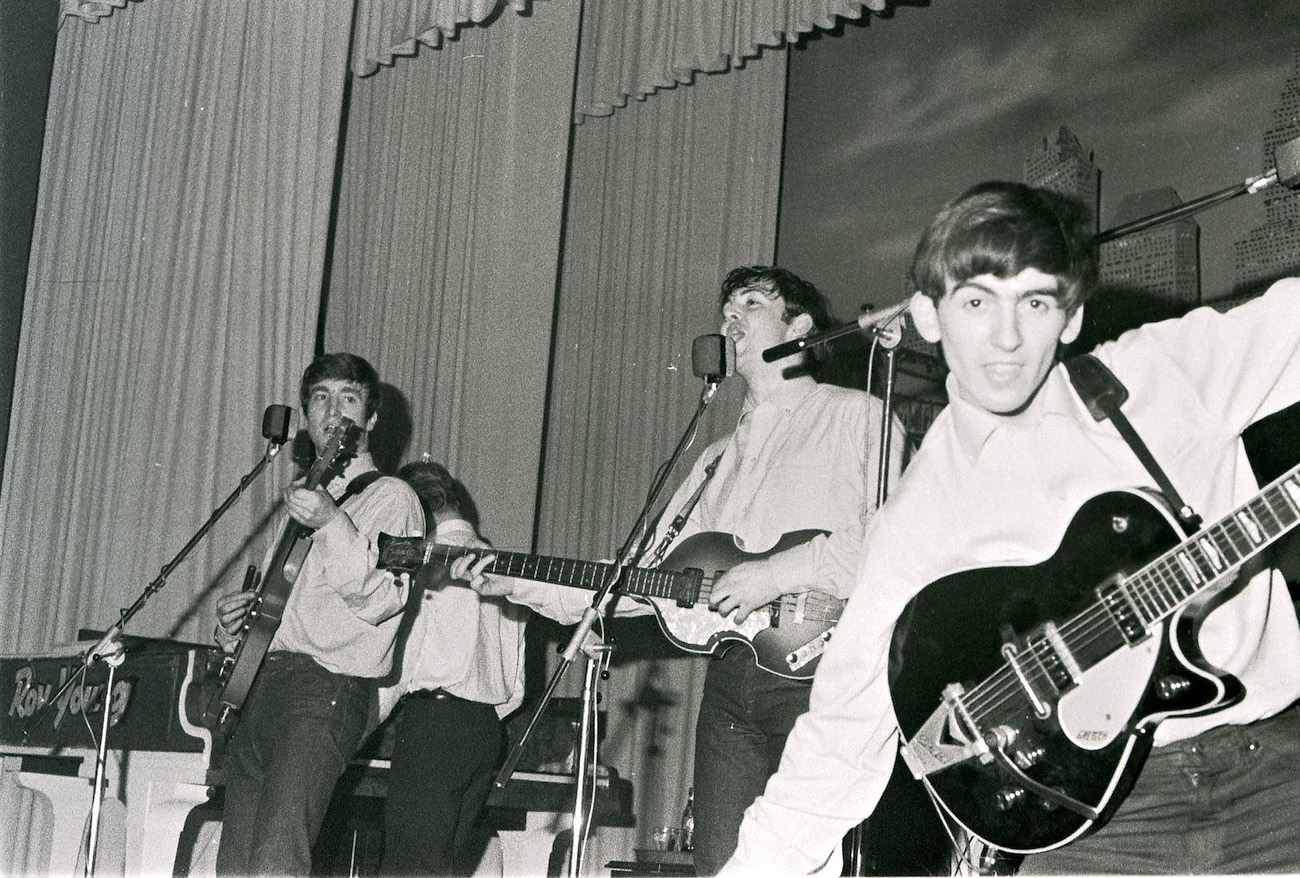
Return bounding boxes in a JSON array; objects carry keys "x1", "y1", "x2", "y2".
[{"x1": 900, "y1": 683, "x2": 991, "y2": 779}]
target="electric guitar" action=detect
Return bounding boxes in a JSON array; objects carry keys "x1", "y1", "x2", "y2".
[
  {"x1": 890, "y1": 460, "x2": 1300, "y2": 854},
  {"x1": 377, "y1": 529, "x2": 844, "y2": 679},
  {"x1": 217, "y1": 418, "x2": 363, "y2": 714}
]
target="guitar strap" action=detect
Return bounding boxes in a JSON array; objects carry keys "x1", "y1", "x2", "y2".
[
  {"x1": 644, "y1": 449, "x2": 726, "y2": 567},
  {"x1": 1064, "y1": 354, "x2": 1202, "y2": 532},
  {"x1": 323, "y1": 470, "x2": 383, "y2": 529}
]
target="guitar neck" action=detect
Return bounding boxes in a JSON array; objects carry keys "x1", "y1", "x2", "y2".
[
  {"x1": 415, "y1": 543, "x2": 697, "y2": 603},
  {"x1": 1043, "y1": 464, "x2": 1300, "y2": 685},
  {"x1": 1114, "y1": 464, "x2": 1300, "y2": 629}
]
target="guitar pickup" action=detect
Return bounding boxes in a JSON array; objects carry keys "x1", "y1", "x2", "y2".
[{"x1": 674, "y1": 568, "x2": 705, "y2": 608}]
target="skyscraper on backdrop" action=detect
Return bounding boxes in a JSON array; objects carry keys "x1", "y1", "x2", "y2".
[
  {"x1": 1232, "y1": 45, "x2": 1300, "y2": 297},
  {"x1": 1023, "y1": 127, "x2": 1201, "y2": 343}
]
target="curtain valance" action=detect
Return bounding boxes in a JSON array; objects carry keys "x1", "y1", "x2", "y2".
[
  {"x1": 349, "y1": 0, "x2": 532, "y2": 75},
  {"x1": 61, "y1": 0, "x2": 887, "y2": 121},
  {"x1": 570, "y1": 0, "x2": 886, "y2": 119}
]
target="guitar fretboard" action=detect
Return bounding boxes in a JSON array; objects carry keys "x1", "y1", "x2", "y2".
[
  {"x1": 1114, "y1": 472, "x2": 1300, "y2": 628},
  {"x1": 965, "y1": 466, "x2": 1300, "y2": 729},
  {"x1": 410, "y1": 542, "x2": 704, "y2": 604}
]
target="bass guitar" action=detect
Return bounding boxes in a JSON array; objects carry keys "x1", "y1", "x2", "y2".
[
  {"x1": 890, "y1": 461, "x2": 1300, "y2": 854},
  {"x1": 216, "y1": 417, "x2": 363, "y2": 714},
  {"x1": 377, "y1": 529, "x2": 843, "y2": 680}
]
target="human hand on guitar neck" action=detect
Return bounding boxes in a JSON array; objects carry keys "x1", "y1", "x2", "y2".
[
  {"x1": 451, "y1": 549, "x2": 786, "y2": 624},
  {"x1": 450, "y1": 552, "x2": 513, "y2": 597},
  {"x1": 283, "y1": 481, "x2": 342, "y2": 530}
]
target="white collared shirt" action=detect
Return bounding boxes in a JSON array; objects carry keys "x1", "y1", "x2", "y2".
[
  {"x1": 377, "y1": 518, "x2": 531, "y2": 721},
  {"x1": 728, "y1": 277, "x2": 1300, "y2": 874}
]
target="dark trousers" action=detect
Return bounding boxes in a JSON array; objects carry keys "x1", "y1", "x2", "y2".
[
  {"x1": 692, "y1": 647, "x2": 812, "y2": 876},
  {"x1": 216, "y1": 652, "x2": 375, "y2": 878},
  {"x1": 381, "y1": 690, "x2": 503, "y2": 877},
  {"x1": 1021, "y1": 704, "x2": 1300, "y2": 874}
]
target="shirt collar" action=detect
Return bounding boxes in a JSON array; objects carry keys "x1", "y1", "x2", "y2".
[
  {"x1": 333, "y1": 452, "x2": 378, "y2": 492},
  {"x1": 743, "y1": 372, "x2": 818, "y2": 416},
  {"x1": 435, "y1": 518, "x2": 477, "y2": 542},
  {"x1": 947, "y1": 362, "x2": 1078, "y2": 460}
]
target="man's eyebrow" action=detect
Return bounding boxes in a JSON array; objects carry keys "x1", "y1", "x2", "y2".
[
  {"x1": 953, "y1": 280, "x2": 1063, "y2": 299},
  {"x1": 307, "y1": 381, "x2": 364, "y2": 394}
]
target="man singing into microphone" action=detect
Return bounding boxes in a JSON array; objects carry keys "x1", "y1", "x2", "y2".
[
  {"x1": 458, "y1": 266, "x2": 905, "y2": 874},
  {"x1": 213, "y1": 353, "x2": 423, "y2": 877}
]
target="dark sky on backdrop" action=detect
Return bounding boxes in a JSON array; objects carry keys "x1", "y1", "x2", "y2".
[{"x1": 777, "y1": 0, "x2": 1300, "y2": 320}]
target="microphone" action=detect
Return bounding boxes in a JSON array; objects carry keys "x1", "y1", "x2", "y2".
[
  {"x1": 692, "y1": 333, "x2": 735, "y2": 384},
  {"x1": 762, "y1": 300, "x2": 909, "y2": 363},
  {"x1": 261, "y1": 405, "x2": 293, "y2": 446}
]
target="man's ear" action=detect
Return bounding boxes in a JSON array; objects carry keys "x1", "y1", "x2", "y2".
[
  {"x1": 785, "y1": 312, "x2": 814, "y2": 341},
  {"x1": 1061, "y1": 305, "x2": 1084, "y2": 345},
  {"x1": 366, "y1": 411, "x2": 379, "y2": 433},
  {"x1": 909, "y1": 291, "x2": 942, "y2": 344}
]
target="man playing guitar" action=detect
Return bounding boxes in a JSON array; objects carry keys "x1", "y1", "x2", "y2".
[
  {"x1": 724, "y1": 182, "x2": 1300, "y2": 875},
  {"x1": 457, "y1": 266, "x2": 904, "y2": 874},
  {"x1": 213, "y1": 353, "x2": 423, "y2": 877}
]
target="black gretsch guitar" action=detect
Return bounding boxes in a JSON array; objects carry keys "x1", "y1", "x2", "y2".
[
  {"x1": 889, "y1": 461, "x2": 1300, "y2": 854},
  {"x1": 216, "y1": 418, "x2": 363, "y2": 715},
  {"x1": 377, "y1": 529, "x2": 843, "y2": 680}
]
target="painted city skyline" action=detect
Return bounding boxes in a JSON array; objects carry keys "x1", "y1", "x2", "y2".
[{"x1": 778, "y1": 0, "x2": 1300, "y2": 319}]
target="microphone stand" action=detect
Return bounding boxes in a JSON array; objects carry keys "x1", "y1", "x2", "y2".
[
  {"x1": 1095, "y1": 168, "x2": 1282, "y2": 243},
  {"x1": 25, "y1": 434, "x2": 287, "y2": 877},
  {"x1": 831, "y1": 315, "x2": 905, "y2": 877},
  {"x1": 492, "y1": 378, "x2": 726, "y2": 877}
]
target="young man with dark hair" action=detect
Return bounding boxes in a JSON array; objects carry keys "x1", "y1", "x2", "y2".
[
  {"x1": 375, "y1": 459, "x2": 529, "y2": 877},
  {"x1": 458, "y1": 265, "x2": 904, "y2": 874},
  {"x1": 724, "y1": 182, "x2": 1300, "y2": 874},
  {"x1": 214, "y1": 352, "x2": 423, "y2": 877}
]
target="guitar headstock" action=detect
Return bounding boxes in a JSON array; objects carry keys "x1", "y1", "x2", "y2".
[{"x1": 306, "y1": 416, "x2": 364, "y2": 490}]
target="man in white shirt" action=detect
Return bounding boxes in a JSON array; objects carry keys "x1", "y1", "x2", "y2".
[
  {"x1": 458, "y1": 266, "x2": 904, "y2": 874},
  {"x1": 375, "y1": 459, "x2": 530, "y2": 876},
  {"x1": 725, "y1": 182, "x2": 1300, "y2": 874},
  {"x1": 214, "y1": 353, "x2": 423, "y2": 877}
]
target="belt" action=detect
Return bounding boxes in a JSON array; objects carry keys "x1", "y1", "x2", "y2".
[{"x1": 404, "y1": 687, "x2": 464, "y2": 703}]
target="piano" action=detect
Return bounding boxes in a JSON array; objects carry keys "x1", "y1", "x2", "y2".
[
  {"x1": 2, "y1": 642, "x2": 637, "y2": 878},
  {"x1": 0, "y1": 634, "x2": 223, "y2": 877}
]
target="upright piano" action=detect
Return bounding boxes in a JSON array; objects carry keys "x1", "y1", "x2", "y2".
[
  {"x1": 0, "y1": 634, "x2": 222, "y2": 877},
  {"x1": 2, "y1": 640, "x2": 637, "y2": 877}
]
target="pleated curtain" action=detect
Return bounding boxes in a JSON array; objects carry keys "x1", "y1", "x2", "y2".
[
  {"x1": 0, "y1": 2, "x2": 353, "y2": 651},
  {"x1": 570, "y1": 0, "x2": 886, "y2": 118},
  {"x1": 324, "y1": 0, "x2": 582, "y2": 550}
]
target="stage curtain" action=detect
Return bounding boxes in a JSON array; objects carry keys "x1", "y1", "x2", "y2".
[
  {"x1": 57, "y1": 0, "x2": 132, "y2": 25},
  {"x1": 0, "y1": 2, "x2": 353, "y2": 651},
  {"x1": 570, "y1": 0, "x2": 884, "y2": 118},
  {"x1": 323, "y1": 0, "x2": 581, "y2": 551},
  {"x1": 349, "y1": 0, "x2": 541, "y2": 75},
  {"x1": 345, "y1": 0, "x2": 883, "y2": 121},
  {"x1": 533, "y1": 49, "x2": 788, "y2": 849}
]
